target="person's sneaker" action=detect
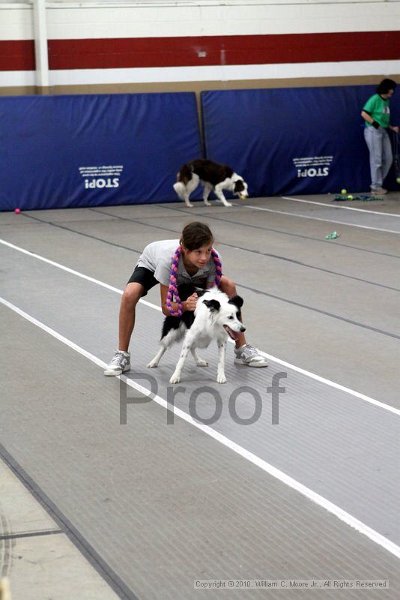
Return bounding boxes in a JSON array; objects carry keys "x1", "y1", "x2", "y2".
[
  {"x1": 104, "y1": 350, "x2": 131, "y2": 376},
  {"x1": 371, "y1": 187, "x2": 387, "y2": 195},
  {"x1": 234, "y1": 344, "x2": 268, "y2": 368}
]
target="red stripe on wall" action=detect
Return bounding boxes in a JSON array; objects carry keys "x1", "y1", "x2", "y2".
[
  {"x1": 47, "y1": 32, "x2": 400, "y2": 70},
  {"x1": 0, "y1": 40, "x2": 35, "y2": 71},
  {"x1": 1, "y1": 32, "x2": 399, "y2": 71}
]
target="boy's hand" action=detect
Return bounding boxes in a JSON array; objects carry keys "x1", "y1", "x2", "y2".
[{"x1": 185, "y1": 293, "x2": 198, "y2": 311}]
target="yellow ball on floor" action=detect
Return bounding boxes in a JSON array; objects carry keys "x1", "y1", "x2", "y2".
[{"x1": 347, "y1": 195, "x2": 353, "y2": 200}]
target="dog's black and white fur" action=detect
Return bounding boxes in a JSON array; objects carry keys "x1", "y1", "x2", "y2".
[
  {"x1": 173, "y1": 159, "x2": 249, "y2": 208},
  {"x1": 147, "y1": 285, "x2": 245, "y2": 384}
]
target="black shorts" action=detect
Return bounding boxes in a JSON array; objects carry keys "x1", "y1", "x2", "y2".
[{"x1": 127, "y1": 266, "x2": 159, "y2": 296}]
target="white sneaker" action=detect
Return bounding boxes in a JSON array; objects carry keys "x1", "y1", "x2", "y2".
[
  {"x1": 234, "y1": 344, "x2": 268, "y2": 368},
  {"x1": 104, "y1": 350, "x2": 131, "y2": 376}
]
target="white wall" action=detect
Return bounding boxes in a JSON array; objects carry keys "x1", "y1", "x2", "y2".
[
  {"x1": 1, "y1": 0, "x2": 400, "y2": 40},
  {"x1": 1, "y1": 0, "x2": 399, "y2": 90}
]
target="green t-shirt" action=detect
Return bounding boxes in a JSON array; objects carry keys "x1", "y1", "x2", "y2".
[{"x1": 363, "y1": 93, "x2": 391, "y2": 128}]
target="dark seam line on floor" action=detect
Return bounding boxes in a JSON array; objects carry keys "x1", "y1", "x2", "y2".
[
  {"x1": 0, "y1": 529, "x2": 63, "y2": 541},
  {"x1": 222, "y1": 245, "x2": 400, "y2": 292},
  {"x1": 239, "y1": 282, "x2": 400, "y2": 341},
  {"x1": 15, "y1": 212, "x2": 400, "y2": 339},
  {"x1": 88, "y1": 208, "x2": 400, "y2": 293},
  {"x1": 154, "y1": 203, "x2": 400, "y2": 260},
  {"x1": 0, "y1": 222, "x2": 42, "y2": 227},
  {"x1": 0, "y1": 445, "x2": 140, "y2": 600},
  {"x1": 20, "y1": 212, "x2": 143, "y2": 254},
  {"x1": 17, "y1": 204, "x2": 400, "y2": 261}
]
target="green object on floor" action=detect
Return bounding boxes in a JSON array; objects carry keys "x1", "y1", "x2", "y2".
[
  {"x1": 333, "y1": 193, "x2": 382, "y2": 201},
  {"x1": 325, "y1": 231, "x2": 339, "y2": 240},
  {"x1": 357, "y1": 194, "x2": 383, "y2": 201}
]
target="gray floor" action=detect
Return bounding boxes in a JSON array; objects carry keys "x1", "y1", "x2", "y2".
[{"x1": 1, "y1": 193, "x2": 400, "y2": 599}]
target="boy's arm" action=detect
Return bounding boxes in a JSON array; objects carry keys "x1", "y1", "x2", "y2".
[{"x1": 159, "y1": 284, "x2": 197, "y2": 316}]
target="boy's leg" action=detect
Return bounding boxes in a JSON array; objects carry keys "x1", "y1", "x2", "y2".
[
  {"x1": 104, "y1": 282, "x2": 144, "y2": 376},
  {"x1": 104, "y1": 267, "x2": 158, "y2": 376},
  {"x1": 118, "y1": 282, "x2": 144, "y2": 351},
  {"x1": 219, "y1": 276, "x2": 268, "y2": 367}
]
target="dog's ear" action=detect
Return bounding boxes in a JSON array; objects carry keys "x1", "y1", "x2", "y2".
[
  {"x1": 203, "y1": 299, "x2": 221, "y2": 312},
  {"x1": 228, "y1": 295, "x2": 244, "y2": 309},
  {"x1": 234, "y1": 180, "x2": 245, "y2": 193}
]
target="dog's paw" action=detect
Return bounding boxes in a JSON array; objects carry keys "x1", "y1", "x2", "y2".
[
  {"x1": 169, "y1": 373, "x2": 181, "y2": 384},
  {"x1": 147, "y1": 360, "x2": 158, "y2": 368},
  {"x1": 203, "y1": 200, "x2": 212, "y2": 206},
  {"x1": 224, "y1": 202, "x2": 232, "y2": 207},
  {"x1": 185, "y1": 203, "x2": 194, "y2": 208},
  {"x1": 217, "y1": 374, "x2": 227, "y2": 384},
  {"x1": 196, "y1": 358, "x2": 208, "y2": 367}
]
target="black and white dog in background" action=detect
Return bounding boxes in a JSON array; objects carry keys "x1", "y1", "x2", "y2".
[
  {"x1": 173, "y1": 159, "x2": 249, "y2": 208},
  {"x1": 147, "y1": 284, "x2": 245, "y2": 384}
]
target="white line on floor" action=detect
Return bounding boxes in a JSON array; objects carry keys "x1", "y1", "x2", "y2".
[
  {"x1": 1, "y1": 295, "x2": 400, "y2": 561},
  {"x1": 248, "y1": 206, "x2": 400, "y2": 234},
  {"x1": 281, "y1": 195, "x2": 400, "y2": 218},
  {"x1": 1, "y1": 237, "x2": 399, "y2": 417},
  {"x1": 0, "y1": 239, "x2": 160, "y2": 312}
]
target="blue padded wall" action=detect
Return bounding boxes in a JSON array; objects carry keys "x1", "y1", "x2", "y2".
[
  {"x1": 0, "y1": 93, "x2": 201, "y2": 211},
  {"x1": 202, "y1": 85, "x2": 400, "y2": 197}
]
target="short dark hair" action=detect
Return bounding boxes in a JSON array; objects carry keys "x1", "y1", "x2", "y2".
[
  {"x1": 180, "y1": 221, "x2": 214, "y2": 250},
  {"x1": 376, "y1": 78, "x2": 397, "y2": 95}
]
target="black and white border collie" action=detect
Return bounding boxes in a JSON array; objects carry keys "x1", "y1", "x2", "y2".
[
  {"x1": 147, "y1": 285, "x2": 245, "y2": 384},
  {"x1": 173, "y1": 159, "x2": 249, "y2": 208}
]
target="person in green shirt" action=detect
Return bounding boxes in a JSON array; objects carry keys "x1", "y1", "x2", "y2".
[{"x1": 361, "y1": 78, "x2": 399, "y2": 194}]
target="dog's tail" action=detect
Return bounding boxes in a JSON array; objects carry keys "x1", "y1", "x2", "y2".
[{"x1": 176, "y1": 163, "x2": 193, "y2": 185}]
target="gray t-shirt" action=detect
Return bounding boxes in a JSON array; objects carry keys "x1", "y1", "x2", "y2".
[{"x1": 137, "y1": 239, "x2": 218, "y2": 288}]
